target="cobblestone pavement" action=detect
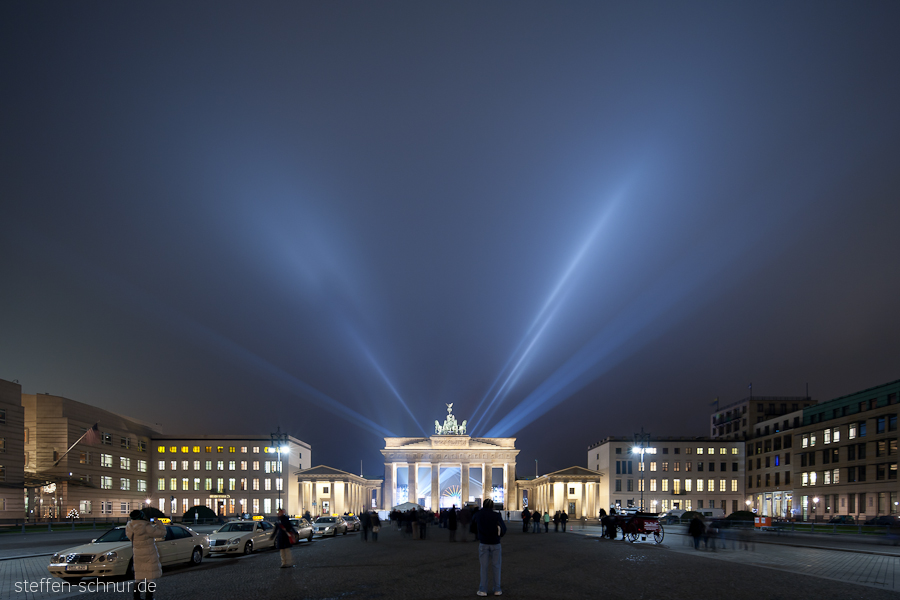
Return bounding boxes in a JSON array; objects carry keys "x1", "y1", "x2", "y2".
[{"x1": 2, "y1": 525, "x2": 899, "y2": 600}]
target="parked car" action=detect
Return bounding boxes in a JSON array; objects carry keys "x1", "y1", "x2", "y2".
[
  {"x1": 288, "y1": 518, "x2": 315, "y2": 542},
  {"x1": 865, "y1": 515, "x2": 900, "y2": 526},
  {"x1": 48, "y1": 524, "x2": 208, "y2": 582},
  {"x1": 312, "y1": 516, "x2": 347, "y2": 537},
  {"x1": 342, "y1": 515, "x2": 361, "y2": 532},
  {"x1": 828, "y1": 515, "x2": 855, "y2": 524},
  {"x1": 208, "y1": 520, "x2": 275, "y2": 555}
]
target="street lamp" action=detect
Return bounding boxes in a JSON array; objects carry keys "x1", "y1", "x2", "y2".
[
  {"x1": 812, "y1": 496, "x2": 819, "y2": 522},
  {"x1": 270, "y1": 428, "x2": 289, "y2": 513},
  {"x1": 631, "y1": 428, "x2": 650, "y2": 512},
  {"x1": 745, "y1": 499, "x2": 752, "y2": 512}
]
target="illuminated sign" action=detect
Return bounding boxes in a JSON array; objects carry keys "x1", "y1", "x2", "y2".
[
  {"x1": 252, "y1": 515, "x2": 264, "y2": 521},
  {"x1": 157, "y1": 518, "x2": 171, "y2": 524}
]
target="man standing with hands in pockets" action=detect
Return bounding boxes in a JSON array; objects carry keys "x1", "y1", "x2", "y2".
[{"x1": 473, "y1": 499, "x2": 506, "y2": 597}]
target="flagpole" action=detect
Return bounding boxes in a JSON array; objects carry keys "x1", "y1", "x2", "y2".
[{"x1": 52, "y1": 423, "x2": 98, "y2": 467}]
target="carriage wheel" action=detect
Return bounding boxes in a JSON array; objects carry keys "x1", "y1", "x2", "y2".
[
  {"x1": 626, "y1": 531, "x2": 638, "y2": 542},
  {"x1": 653, "y1": 524, "x2": 665, "y2": 544}
]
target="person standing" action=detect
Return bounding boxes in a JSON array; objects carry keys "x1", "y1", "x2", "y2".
[
  {"x1": 532, "y1": 509, "x2": 541, "y2": 533},
  {"x1": 125, "y1": 510, "x2": 166, "y2": 600},
  {"x1": 474, "y1": 499, "x2": 506, "y2": 597},
  {"x1": 688, "y1": 515, "x2": 706, "y2": 550},
  {"x1": 360, "y1": 510, "x2": 371, "y2": 542},
  {"x1": 521, "y1": 508, "x2": 531, "y2": 533},
  {"x1": 560, "y1": 511, "x2": 568, "y2": 533},
  {"x1": 543, "y1": 511, "x2": 550, "y2": 533},
  {"x1": 272, "y1": 508, "x2": 297, "y2": 568},
  {"x1": 448, "y1": 504, "x2": 458, "y2": 541},
  {"x1": 371, "y1": 511, "x2": 381, "y2": 542},
  {"x1": 553, "y1": 511, "x2": 560, "y2": 532},
  {"x1": 459, "y1": 506, "x2": 471, "y2": 543}
]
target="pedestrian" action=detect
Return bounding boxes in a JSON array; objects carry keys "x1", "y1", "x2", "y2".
[
  {"x1": 688, "y1": 515, "x2": 706, "y2": 550},
  {"x1": 418, "y1": 508, "x2": 429, "y2": 539},
  {"x1": 553, "y1": 511, "x2": 560, "y2": 532},
  {"x1": 560, "y1": 511, "x2": 568, "y2": 533},
  {"x1": 125, "y1": 509, "x2": 166, "y2": 600},
  {"x1": 474, "y1": 499, "x2": 506, "y2": 597},
  {"x1": 459, "y1": 506, "x2": 471, "y2": 543},
  {"x1": 543, "y1": 510, "x2": 550, "y2": 533},
  {"x1": 371, "y1": 511, "x2": 381, "y2": 542},
  {"x1": 532, "y1": 509, "x2": 541, "y2": 533},
  {"x1": 521, "y1": 508, "x2": 531, "y2": 533},
  {"x1": 360, "y1": 510, "x2": 370, "y2": 542},
  {"x1": 448, "y1": 504, "x2": 458, "y2": 541},
  {"x1": 271, "y1": 508, "x2": 297, "y2": 568},
  {"x1": 412, "y1": 509, "x2": 420, "y2": 539},
  {"x1": 506, "y1": 511, "x2": 510, "y2": 521}
]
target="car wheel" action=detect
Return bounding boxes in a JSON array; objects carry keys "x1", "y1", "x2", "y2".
[
  {"x1": 342, "y1": 528, "x2": 347, "y2": 535},
  {"x1": 243, "y1": 541, "x2": 253, "y2": 555},
  {"x1": 308, "y1": 532, "x2": 313, "y2": 542},
  {"x1": 190, "y1": 546, "x2": 203, "y2": 565}
]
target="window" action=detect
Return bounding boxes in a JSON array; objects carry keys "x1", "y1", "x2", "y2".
[
  {"x1": 138, "y1": 440, "x2": 146, "y2": 452},
  {"x1": 170, "y1": 461, "x2": 177, "y2": 470},
  {"x1": 824, "y1": 429, "x2": 831, "y2": 444},
  {"x1": 137, "y1": 480, "x2": 146, "y2": 492},
  {"x1": 182, "y1": 460, "x2": 189, "y2": 470},
  {"x1": 119, "y1": 457, "x2": 131, "y2": 470},
  {"x1": 253, "y1": 461, "x2": 260, "y2": 471},
  {"x1": 193, "y1": 460, "x2": 200, "y2": 470},
  {"x1": 686, "y1": 462, "x2": 692, "y2": 472},
  {"x1": 810, "y1": 434, "x2": 816, "y2": 446},
  {"x1": 860, "y1": 422, "x2": 867, "y2": 437},
  {"x1": 194, "y1": 477, "x2": 201, "y2": 490},
  {"x1": 158, "y1": 478, "x2": 165, "y2": 491},
  {"x1": 180, "y1": 477, "x2": 188, "y2": 490},
  {"x1": 775, "y1": 455, "x2": 780, "y2": 467},
  {"x1": 217, "y1": 461, "x2": 224, "y2": 470},
  {"x1": 169, "y1": 446, "x2": 177, "y2": 453},
  {"x1": 100, "y1": 454, "x2": 113, "y2": 468},
  {"x1": 120, "y1": 478, "x2": 130, "y2": 490},
  {"x1": 801, "y1": 472, "x2": 808, "y2": 486},
  {"x1": 79, "y1": 451, "x2": 91, "y2": 465},
  {"x1": 241, "y1": 461, "x2": 248, "y2": 470},
  {"x1": 265, "y1": 478, "x2": 272, "y2": 491},
  {"x1": 276, "y1": 478, "x2": 283, "y2": 491},
  {"x1": 719, "y1": 448, "x2": 726, "y2": 455},
  {"x1": 228, "y1": 478, "x2": 236, "y2": 490},
  {"x1": 240, "y1": 478, "x2": 247, "y2": 491},
  {"x1": 697, "y1": 447, "x2": 704, "y2": 455},
  {"x1": 217, "y1": 446, "x2": 224, "y2": 453},
  {"x1": 241, "y1": 446, "x2": 248, "y2": 453},
  {"x1": 193, "y1": 446, "x2": 201, "y2": 453},
  {"x1": 229, "y1": 446, "x2": 236, "y2": 453},
  {"x1": 674, "y1": 462, "x2": 680, "y2": 472},
  {"x1": 877, "y1": 417, "x2": 886, "y2": 435},
  {"x1": 802, "y1": 435, "x2": 808, "y2": 448},
  {"x1": 698, "y1": 462, "x2": 703, "y2": 472},
  {"x1": 216, "y1": 478, "x2": 224, "y2": 493},
  {"x1": 228, "y1": 460, "x2": 236, "y2": 470},
  {"x1": 252, "y1": 478, "x2": 260, "y2": 490},
  {"x1": 120, "y1": 437, "x2": 130, "y2": 449},
  {"x1": 101, "y1": 433, "x2": 112, "y2": 445},
  {"x1": 833, "y1": 427, "x2": 840, "y2": 443},
  {"x1": 205, "y1": 478, "x2": 212, "y2": 491},
  {"x1": 253, "y1": 446, "x2": 260, "y2": 454},
  {"x1": 158, "y1": 445, "x2": 166, "y2": 453},
  {"x1": 824, "y1": 471, "x2": 831, "y2": 485},
  {"x1": 685, "y1": 479, "x2": 692, "y2": 492},
  {"x1": 662, "y1": 479, "x2": 669, "y2": 492},
  {"x1": 731, "y1": 447, "x2": 738, "y2": 455},
  {"x1": 891, "y1": 415, "x2": 898, "y2": 432},
  {"x1": 205, "y1": 446, "x2": 212, "y2": 453},
  {"x1": 650, "y1": 479, "x2": 657, "y2": 492},
  {"x1": 79, "y1": 500, "x2": 92, "y2": 514},
  {"x1": 662, "y1": 462, "x2": 668, "y2": 472},
  {"x1": 810, "y1": 472, "x2": 817, "y2": 485},
  {"x1": 731, "y1": 479, "x2": 738, "y2": 492},
  {"x1": 673, "y1": 479, "x2": 681, "y2": 494},
  {"x1": 101, "y1": 476, "x2": 112, "y2": 489},
  {"x1": 205, "y1": 460, "x2": 212, "y2": 470},
  {"x1": 100, "y1": 501, "x2": 112, "y2": 515},
  {"x1": 137, "y1": 460, "x2": 147, "y2": 472},
  {"x1": 170, "y1": 477, "x2": 177, "y2": 490},
  {"x1": 650, "y1": 462, "x2": 657, "y2": 472},
  {"x1": 708, "y1": 478, "x2": 714, "y2": 492}
]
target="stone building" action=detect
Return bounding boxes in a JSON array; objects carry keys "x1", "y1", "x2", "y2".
[
  {"x1": 0, "y1": 379, "x2": 25, "y2": 518},
  {"x1": 710, "y1": 396, "x2": 815, "y2": 440},
  {"x1": 516, "y1": 466, "x2": 603, "y2": 519},
  {"x1": 296, "y1": 465, "x2": 382, "y2": 516},
  {"x1": 589, "y1": 436, "x2": 746, "y2": 515},
  {"x1": 381, "y1": 406, "x2": 519, "y2": 511}
]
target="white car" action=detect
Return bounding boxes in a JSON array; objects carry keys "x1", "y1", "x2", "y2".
[
  {"x1": 312, "y1": 516, "x2": 348, "y2": 537},
  {"x1": 48, "y1": 524, "x2": 208, "y2": 582},
  {"x1": 208, "y1": 520, "x2": 275, "y2": 555}
]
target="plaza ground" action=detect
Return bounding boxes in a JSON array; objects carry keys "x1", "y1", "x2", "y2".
[{"x1": 3, "y1": 523, "x2": 900, "y2": 600}]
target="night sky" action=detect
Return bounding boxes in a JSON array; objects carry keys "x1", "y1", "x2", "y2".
[{"x1": 2, "y1": 2, "x2": 899, "y2": 478}]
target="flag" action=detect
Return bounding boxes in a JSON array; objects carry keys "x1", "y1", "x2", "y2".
[{"x1": 83, "y1": 423, "x2": 101, "y2": 445}]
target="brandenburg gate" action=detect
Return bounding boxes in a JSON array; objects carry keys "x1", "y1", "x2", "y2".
[{"x1": 382, "y1": 405, "x2": 520, "y2": 511}]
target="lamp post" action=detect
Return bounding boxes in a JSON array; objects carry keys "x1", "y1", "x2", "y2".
[
  {"x1": 632, "y1": 428, "x2": 650, "y2": 512},
  {"x1": 270, "y1": 427, "x2": 290, "y2": 512},
  {"x1": 812, "y1": 496, "x2": 819, "y2": 522}
]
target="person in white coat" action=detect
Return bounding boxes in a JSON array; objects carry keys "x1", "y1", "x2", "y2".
[{"x1": 126, "y1": 510, "x2": 166, "y2": 600}]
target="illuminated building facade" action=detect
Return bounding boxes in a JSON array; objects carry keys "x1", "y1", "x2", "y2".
[
  {"x1": 710, "y1": 396, "x2": 815, "y2": 440},
  {"x1": 515, "y1": 466, "x2": 603, "y2": 519},
  {"x1": 150, "y1": 434, "x2": 309, "y2": 518},
  {"x1": 588, "y1": 436, "x2": 746, "y2": 516},
  {"x1": 382, "y1": 410, "x2": 519, "y2": 511},
  {"x1": 296, "y1": 465, "x2": 383, "y2": 516}
]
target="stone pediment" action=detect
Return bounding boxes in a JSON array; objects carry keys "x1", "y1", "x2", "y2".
[
  {"x1": 545, "y1": 466, "x2": 603, "y2": 479},
  {"x1": 295, "y1": 465, "x2": 356, "y2": 477}
]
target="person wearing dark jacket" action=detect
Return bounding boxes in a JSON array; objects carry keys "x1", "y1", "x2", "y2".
[
  {"x1": 360, "y1": 510, "x2": 371, "y2": 542},
  {"x1": 688, "y1": 516, "x2": 706, "y2": 550},
  {"x1": 560, "y1": 511, "x2": 568, "y2": 532},
  {"x1": 521, "y1": 508, "x2": 531, "y2": 533},
  {"x1": 474, "y1": 499, "x2": 507, "y2": 597},
  {"x1": 448, "y1": 505, "x2": 458, "y2": 541},
  {"x1": 272, "y1": 508, "x2": 298, "y2": 567},
  {"x1": 553, "y1": 511, "x2": 560, "y2": 532},
  {"x1": 371, "y1": 511, "x2": 382, "y2": 542}
]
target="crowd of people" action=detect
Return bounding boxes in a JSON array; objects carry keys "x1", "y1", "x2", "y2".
[{"x1": 519, "y1": 507, "x2": 570, "y2": 533}]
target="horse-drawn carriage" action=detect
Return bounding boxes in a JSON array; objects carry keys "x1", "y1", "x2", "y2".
[{"x1": 614, "y1": 511, "x2": 665, "y2": 544}]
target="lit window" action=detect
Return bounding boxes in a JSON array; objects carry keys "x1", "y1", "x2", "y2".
[
  {"x1": 685, "y1": 479, "x2": 692, "y2": 492},
  {"x1": 802, "y1": 473, "x2": 808, "y2": 486},
  {"x1": 810, "y1": 434, "x2": 816, "y2": 446},
  {"x1": 101, "y1": 476, "x2": 112, "y2": 489},
  {"x1": 229, "y1": 461, "x2": 236, "y2": 470},
  {"x1": 731, "y1": 448, "x2": 739, "y2": 455},
  {"x1": 137, "y1": 460, "x2": 147, "y2": 472},
  {"x1": 719, "y1": 448, "x2": 726, "y2": 455},
  {"x1": 217, "y1": 461, "x2": 224, "y2": 471},
  {"x1": 650, "y1": 479, "x2": 657, "y2": 492},
  {"x1": 137, "y1": 480, "x2": 146, "y2": 492},
  {"x1": 802, "y1": 435, "x2": 809, "y2": 448},
  {"x1": 182, "y1": 478, "x2": 189, "y2": 491},
  {"x1": 193, "y1": 461, "x2": 200, "y2": 470},
  {"x1": 182, "y1": 461, "x2": 189, "y2": 470},
  {"x1": 169, "y1": 446, "x2": 177, "y2": 453},
  {"x1": 731, "y1": 479, "x2": 737, "y2": 492},
  {"x1": 849, "y1": 424, "x2": 857, "y2": 439},
  {"x1": 833, "y1": 468, "x2": 840, "y2": 484},
  {"x1": 265, "y1": 478, "x2": 272, "y2": 491},
  {"x1": 170, "y1": 477, "x2": 177, "y2": 490},
  {"x1": 650, "y1": 462, "x2": 657, "y2": 472},
  {"x1": 181, "y1": 446, "x2": 189, "y2": 453},
  {"x1": 170, "y1": 461, "x2": 177, "y2": 470},
  {"x1": 697, "y1": 448, "x2": 704, "y2": 455},
  {"x1": 229, "y1": 447, "x2": 236, "y2": 453},
  {"x1": 158, "y1": 478, "x2": 166, "y2": 491},
  {"x1": 662, "y1": 479, "x2": 669, "y2": 492},
  {"x1": 833, "y1": 428, "x2": 840, "y2": 443},
  {"x1": 193, "y1": 446, "x2": 201, "y2": 453},
  {"x1": 824, "y1": 471, "x2": 831, "y2": 485},
  {"x1": 824, "y1": 430, "x2": 831, "y2": 444},
  {"x1": 194, "y1": 478, "x2": 201, "y2": 490},
  {"x1": 810, "y1": 472, "x2": 817, "y2": 485},
  {"x1": 120, "y1": 478, "x2": 130, "y2": 491}
]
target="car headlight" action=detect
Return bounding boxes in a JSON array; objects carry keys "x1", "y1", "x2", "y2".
[
  {"x1": 52, "y1": 553, "x2": 61, "y2": 562},
  {"x1": 325, "y1": 527, "x2": 333, "y2": 531},
  {"x1": 228, "y1": 538, "x2": 241, "y2": 545},
  {"x1": 105, "y1": 551, "x2": 118, "y2": 562}
]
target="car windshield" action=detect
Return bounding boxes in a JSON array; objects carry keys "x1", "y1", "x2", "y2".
[
  {"x1": 95, "y1": 528, "x2": 129, "y2": 543},
  {"x1": 315, "y1": 517, "x2": 337, "y2": 524},
  {"x1": 218, "y1": 523, "x2": 255, "y2": 532}
]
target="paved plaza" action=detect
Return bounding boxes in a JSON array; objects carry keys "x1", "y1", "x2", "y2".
[{"x1": 3, "y1": 522, "x2": 900, "y2": 600}]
